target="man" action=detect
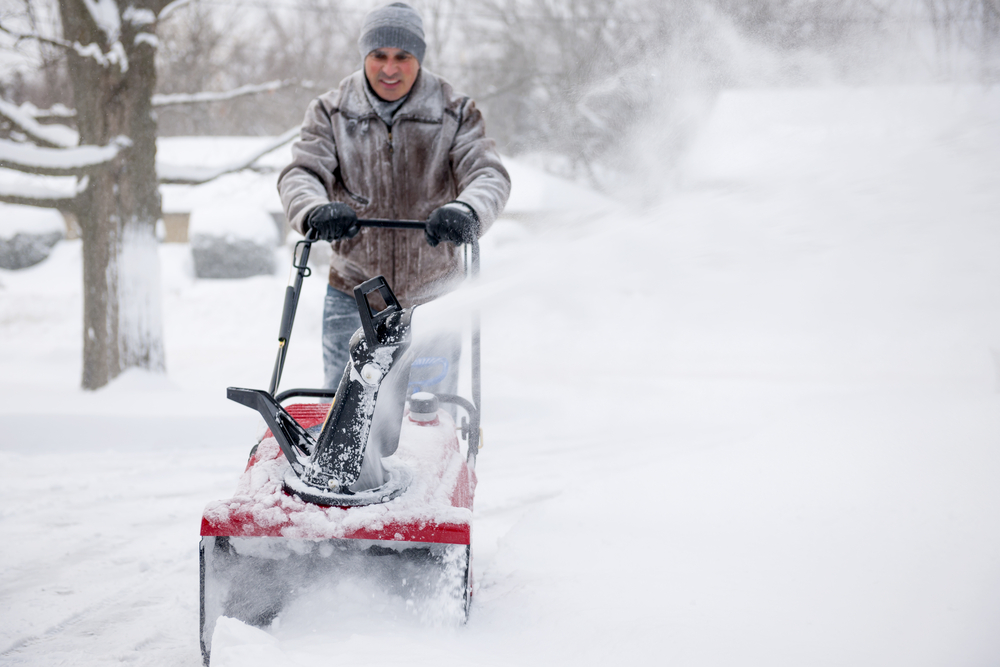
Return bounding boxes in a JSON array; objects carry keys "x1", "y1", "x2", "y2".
[{"x1": 278, "y1": 2, "x2": 510, "y2": 389}]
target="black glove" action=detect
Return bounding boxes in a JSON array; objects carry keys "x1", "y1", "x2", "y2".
[
  {"x1": 306, "y1": 202, "x2": 359, "y2": 242},
  {"x1": 425, "y1": 203, "x2": 479, "y2": 247}
]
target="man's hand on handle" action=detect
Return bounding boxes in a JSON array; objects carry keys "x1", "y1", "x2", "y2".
[
  {"x1": 425, "y1": 202, "x2": 478, "y2": 247},
  {"x1": 306, "y1": 203, "x2": 360, "y2": 242}
]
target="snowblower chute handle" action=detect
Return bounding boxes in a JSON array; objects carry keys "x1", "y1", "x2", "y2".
[{"x1": 353, "y1": 276, "x2": 404, "y2": 349}]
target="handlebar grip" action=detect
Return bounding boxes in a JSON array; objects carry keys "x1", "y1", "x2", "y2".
[{"x1": 356, "y1": 219, "x2": 426, "y2": 231}]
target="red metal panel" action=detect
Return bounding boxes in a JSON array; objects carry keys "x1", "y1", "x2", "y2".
[
  {"x1": 205, "y1": 402, "x2": 474, "y2": 547},
  {"x1": 200, "y1": 515, "x2": 470, "y2": 545}
]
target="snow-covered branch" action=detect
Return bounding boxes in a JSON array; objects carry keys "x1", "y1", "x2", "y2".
[
  {"x1": 0, "y1": 99, "x2": 79, "y2": 149},
  {"x1": 158, "y1": 0, "x2": 197, "y2": 22},
  {"x1": 73, "y1": 40, "x2": 129, "y2": 72},
  {"x1": 0, "y1": 22, "x2": 75, "y2": 51},
  {"x1": 123, "y1": 6, "x2": 158, "y2": 28},
  {"x1": 157, "y1": 126, "x2": 300, "y2": 184},
  {"x1": 0, "y1": 183, "x2": 77, "y2": 210},
  {"x1": 81, "y1": 0, "x2": 121, "y2": 43},
  {"x1": 28, "y1": 104, "x2": 77, "y2": 123},
  {"x1": 152, "y1": 80, "x2": 300, "y2": 108},
  {"x1": 0, "y1": 20, "x2": 129, "y2": 71},
  {"x1": 0, "y1": 137, "x2": 130, "y2": 176}
]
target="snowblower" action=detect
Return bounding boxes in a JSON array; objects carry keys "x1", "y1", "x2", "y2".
[{"x1": 199, "y1": 220, "x2": 481, "y2": 665}]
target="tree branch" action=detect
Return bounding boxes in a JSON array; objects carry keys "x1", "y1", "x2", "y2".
[
  {"x1": 151, "y1": 79, "x2": 307, "y2": 108},
  {"x1": 0, "y1": 185, "x2": 78, "y2": 211},
  {"x1": 0, "y1": 137, "x2": 129, "y2": 176},
  {"x1": 0, "y1": 98, "x2": 78, "y2": 149},
  {"x1": 158, "y1": 0, "x2": 198, "y2": 22},
  {"x1": 0, "y1": 22, "x2": 75, "y2": 51},
  {"x1": 79, "y1": 0, "x2": 122, "y2": 43},
  {"x1": 28, "y1": 104, "x2": 77, "y2": 123},
  {"x1": 157, "y1": 126, "x2": 300, "y2": 184}
]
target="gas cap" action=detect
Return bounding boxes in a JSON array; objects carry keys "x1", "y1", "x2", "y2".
[{"x1": 408, "y1": 392, "x2": 439, "y2": 424}]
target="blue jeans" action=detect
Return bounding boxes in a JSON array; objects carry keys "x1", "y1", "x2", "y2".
[
  {"x1": 322, "y1": 285, "x2": 460, "y2": 400},
  {"x1": 322, "y1": 286, "x2": 363, "y2": 389}
]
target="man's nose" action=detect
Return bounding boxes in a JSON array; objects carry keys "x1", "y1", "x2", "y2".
[{"x1": 382, "y1": 61, "x2": 400, "y2": 76}]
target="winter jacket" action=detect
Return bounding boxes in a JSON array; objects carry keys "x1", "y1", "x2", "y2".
[{"x1": 278, "y1": 69, "x2": 511, "y2": 307}]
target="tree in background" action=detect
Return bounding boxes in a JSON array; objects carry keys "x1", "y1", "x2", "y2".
[
  {"x1": 0, "y1": 0, "x2": 296, "y2": 389},
  {"x1": 3, "y1": 0, "x2": 998, "y2": 392},
  {"x1": 921, "y1": 0, "x2": 1000, "y2": 78}
]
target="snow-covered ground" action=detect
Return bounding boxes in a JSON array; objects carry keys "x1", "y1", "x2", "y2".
[{"x1": 2, "y1": 84, "x2": 999, "y2": 666}]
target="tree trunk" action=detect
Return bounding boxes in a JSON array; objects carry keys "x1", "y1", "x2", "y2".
[{"x1": 60, "y1": 0, "x2": 166, "y2": 389}]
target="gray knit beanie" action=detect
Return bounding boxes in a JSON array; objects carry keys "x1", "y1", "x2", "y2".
[{"x1": 358, "y1": 2, "x2": 426, "y2": 64}]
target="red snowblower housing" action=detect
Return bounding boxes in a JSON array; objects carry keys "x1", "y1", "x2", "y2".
[{"x1": 199, "y1": 221, "x2": 482, "y2": 665}]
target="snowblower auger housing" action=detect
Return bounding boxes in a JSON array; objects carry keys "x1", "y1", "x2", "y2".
[{"x1": 200, "y1": 220, "x2": 481, "y2": 666}]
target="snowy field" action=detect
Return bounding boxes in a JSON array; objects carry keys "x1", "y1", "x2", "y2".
[{"x1": 2, "y1": 84, "x2": 1000, "y2": 666}]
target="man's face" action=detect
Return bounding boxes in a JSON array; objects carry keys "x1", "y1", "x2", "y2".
[{"x1": 364, "y1": 47, "x2": 420, "y2": 102}]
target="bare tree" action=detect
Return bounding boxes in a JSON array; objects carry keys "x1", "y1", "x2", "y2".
[
  {"x1": 0, "y1": 0, "x2": 297, "y2": 389},
  {"x1": 154, "y1": 0, "x2": 359, "y2": 136},
  {"x1": 0, "y1": 0, "x2": 174, "y2": 390},
  {"x1": 922, "y1": 0, "x2": 1000, "y2": 79},
  {"x1": 440, "y1": 0, "x2": 667, "y2": 181}
]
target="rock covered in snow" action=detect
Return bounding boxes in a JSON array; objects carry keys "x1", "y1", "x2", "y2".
[
  {"x1": 0, "y1": 204, "x2": 65, "y2": 270},
  {"x1": 189, "y1": 204, "x2": 278, "y2": 279}
]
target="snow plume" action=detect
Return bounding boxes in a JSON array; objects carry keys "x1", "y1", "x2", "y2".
[
  {"x1": 115, "y1": 219, "x2": 165, "y2": 373},
  {"x1": 555, "y1": 0, "x2": 1000, "y2": 204}
]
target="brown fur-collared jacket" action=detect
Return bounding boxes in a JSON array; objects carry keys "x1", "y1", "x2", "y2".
[{"x1": 277, "y1": 69, "x2": 511, "y2": 307}]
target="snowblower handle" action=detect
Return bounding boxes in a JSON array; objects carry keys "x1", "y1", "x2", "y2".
[
  {"x1": 355, "y1": 219, "x2": 479, "y2": 277},
  {"x1": 268, "y1": 228, "x2": 317, "y2": 396},
  {"x1": 357, "y1": 218, "x2": 427, "y2": 231}
]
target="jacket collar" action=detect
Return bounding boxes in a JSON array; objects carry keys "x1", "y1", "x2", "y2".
[{"x1": 342, "y1": 68, "x2": 444, "y2": 124}]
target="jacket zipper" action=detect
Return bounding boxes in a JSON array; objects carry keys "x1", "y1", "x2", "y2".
[{"x1": 387, "y1": 125, "x2": 395, "y2": 286}]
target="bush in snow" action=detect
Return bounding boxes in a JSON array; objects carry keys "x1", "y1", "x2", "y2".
[
  {"x1": 0, "y1": 204, "x2": 65, "y2": 270},
  {"x1": 189, "y1": 205, "x2": 279, "y2": 279}
]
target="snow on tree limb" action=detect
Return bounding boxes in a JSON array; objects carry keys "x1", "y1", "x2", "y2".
[
  {"x1": 25, "y1": 104, "x2": 77, "y2": 122},
  {"x1": 0, "y1": 181, "x2": 78, "y2": 210},
  {"x1": 158, "y1": 0, "x2": 197, "y2": 21},
  {"x1": 0, "y1": 22, "x2": 76, "y2": 51},
  {"x1": 123, "y1": 6, "x2": 157, "y2": 28},
  {"x1": 0, "y1": 98, "x2": 79, "y2": 149},
  {"x1": 151, "y1": 80, "x2": 299, "y2": 108},
  {"x1": 0, "y1": 21, "x2": 129, "y2": 71},
  {"x1": 81, "y1": 0, "x2": 122, "y2": 43},
  {"x1": 74, "y1": 40, "x2": 129, "y2": 72},
  {"x1": 0, "y1": 137, "x2": 130, "y2": 176},
  {"x1": 157, "y1": 127, "x2": 300, "y2": 184}
]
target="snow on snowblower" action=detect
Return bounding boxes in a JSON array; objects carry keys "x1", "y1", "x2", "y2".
[{"x1": 199, "y1": 220, "x2": 481, "y2": 665}]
